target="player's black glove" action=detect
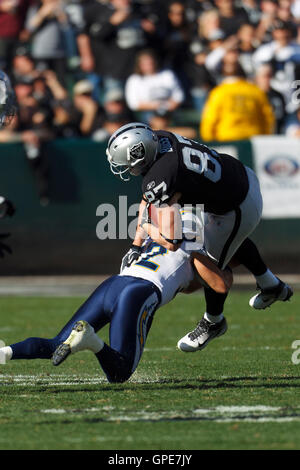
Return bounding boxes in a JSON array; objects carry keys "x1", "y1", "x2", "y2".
[
  {"x1": 120, "y1": 244, "x2": 142, "y2": 272},
  {"x1": 0, "y1": 198, "x2": 16, "y2": 219},
  {"x1": 0, "y1": 233, "x2": 12, "y2": 258}
]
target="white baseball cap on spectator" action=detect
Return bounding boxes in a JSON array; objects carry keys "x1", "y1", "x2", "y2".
[
  {"x1": 103, "y1": 89, "x2": 124, "y2": 103},
  {"x1": 207, "y1": 29, "x2": 226, "y2": 42},
  {"x1": 73, "y1": 80, "x2": 94, "y2": 95}
]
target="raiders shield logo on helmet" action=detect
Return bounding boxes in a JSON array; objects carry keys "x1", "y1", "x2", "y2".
[{"x1": 129, "y1": 142, "x2": 145, "y2": 161}]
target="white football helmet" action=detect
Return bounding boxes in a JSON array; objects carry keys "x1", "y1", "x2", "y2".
[
  {"x1": 0, "y1": 71, "x2": 16, "y2": 127},
  {"x1": 106, "y1": 122, "x2": 159, "y2": 181}
]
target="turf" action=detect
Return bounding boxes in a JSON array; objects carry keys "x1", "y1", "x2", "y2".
[{"x1": 0, "y1": 290, "x2": 299, "y2": 450}]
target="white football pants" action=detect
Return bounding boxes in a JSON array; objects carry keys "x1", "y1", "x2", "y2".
[{"x1": 204, "y1": 166, "x2": 263, "y2": 269}]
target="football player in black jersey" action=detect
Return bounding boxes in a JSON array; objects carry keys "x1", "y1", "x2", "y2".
[
  {"x1": 0, "y1": 70, "x2": 17, "y2": 257},
  {"x1": 106, "y1": 122, "x2": 293, "y2": 351}
]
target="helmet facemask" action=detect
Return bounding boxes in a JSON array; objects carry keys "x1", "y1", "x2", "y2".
[{"x1": 106, "y1": 148, "x2": 131, "y2": 181}]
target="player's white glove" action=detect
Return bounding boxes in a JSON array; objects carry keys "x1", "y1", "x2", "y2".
[
  {"x1": 120, "y1": 244, "x2": 142, "y2": 272},
  {"x1": 0, "y1": 197, "x2": 15, "y2": 219}
]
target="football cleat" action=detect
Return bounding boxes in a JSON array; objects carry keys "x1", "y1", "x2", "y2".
[
  {"x1": 52, "y1": 320, "x2": 103, "y2": 366},
  {"x1": 249, "y1": 279, "x2": 293, "y2": 310},
  {"x1": 177, "y1": 316, "x2": 228, "y2": 352}
]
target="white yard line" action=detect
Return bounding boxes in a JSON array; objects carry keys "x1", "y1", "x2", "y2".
[
  {"x1": 0, "y1": 374, "x2": 170, "y2": 386},
  {"x1": 39, "y1": 405, "x2": 300, "y2": 424},
  {"x1": 0, "y1": 371, "x2": 297, "y2": 389},
  {"x1": 1, "y1": 373, "x2": 299, "y2": 423}
]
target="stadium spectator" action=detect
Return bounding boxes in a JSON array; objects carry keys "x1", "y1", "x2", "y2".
[
  {"x1": 148, "y1": 109, "x2": 197, "y2": 138},
  {"x1": 200, "y1": 61, "x2": 275, "y2": 141},
  {"x1": 162, "y1": 1, "x2": 192, "y2": 77},
  {"x1": 253, "y1": 19, "x2": 300, "y2": 111},
  {"x1": 214, "y1": 0, "x2": 249, "y2": 36},
  {"x1": 185, "y1": 0, "x2": 215, "y2": 22},
  {"x1": 256, "y1": 0, "x2": 279, "y2": 43},
  {"x1": 285, "y1": 104, "x2": 300, "y2": 136},
  {"x1": 0, "y1": 0, "x2": 29, "y2": 71},
  {"x1": 77, "y1": 0, "x2": 159, "y2": 96},
  {"x1": 277, "y1": 0, "x2": 297, "y2": 31},
  {"x1": 196, "y1": 8, "x2": 224, "y2": 45},
  {"x1": 195, "y1": 11, "x2": 229, "y2": 88},
  {"x1": 24, "y1": 0, "x2": 70, "y2": 83},
  {"x1": 43, "y1": 69, "x2": 78, "y2": 138},
  {"x1": 125, "y1": 48, "x2": 185, "y2": 124},
  {"x1": 92, "y1": 88, "x2": 133, "y2": 142},
  {"x1": 11, "y1": 46, "x2": 37, "y2": 84},
  {"x1": 102, "y1": 88, "x2": 133, "y2": 123},
  {"x1": 255, "y1": 63, "x2": 287, "y2": 133},
  {"x1": 240, "y1": 0, "x2": 262, "y2": 25},
  {"x1": 184, "y1": 42, "x2": 216, "y2": 111},
  {"x1": 72, "y1": 79, "x2": 103, "y2": 136},
  {"x1": 1, "y1": 78, "x2": 53, "y2": 139},
  {"x1": 236, "y1": 23, "x2": 258, "y2": 78},
  {"x1": 205, "y1": 34, "x2": 240, "y2": 81}
]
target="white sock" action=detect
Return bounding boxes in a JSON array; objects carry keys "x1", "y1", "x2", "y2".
[
  {"x1": 255, "y1": 270, "x2": 279, "y2": 289},
  {"x1": 0, "y1": 346, "x2": 13, "y2": 364},
  {"x1": 90, "y1": 336, "x2": 104, "y2": 354},
  {"x1": 71, "y1": 332, "x2": 104, "y2": 355},
  {"x1": 204, "y1": 312, "x2": 224, "y2": 324}
]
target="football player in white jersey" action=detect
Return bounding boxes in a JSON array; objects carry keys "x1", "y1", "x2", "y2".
[
  {"x1": 0, "y1": 211, "x2": 232, "y2": 382},
  {"x1": 0, "y1": 70, "x2": 16, "y2": 257}
]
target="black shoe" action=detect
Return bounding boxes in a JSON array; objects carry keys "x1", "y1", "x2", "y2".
[{"x1": 177, "y1": 316, "x2": 228, "y2": 352}]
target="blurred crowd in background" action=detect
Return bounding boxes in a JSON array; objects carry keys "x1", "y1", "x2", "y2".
[{"x1": 2, "y1": 0, "x2": 300, "y2": 199}]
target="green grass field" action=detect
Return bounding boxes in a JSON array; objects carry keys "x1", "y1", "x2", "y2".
[{"x1": 0, "y1": 290, "x2": 299, "y2": 450}]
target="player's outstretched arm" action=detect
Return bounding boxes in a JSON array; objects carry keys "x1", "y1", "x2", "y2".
[{"x1": 191, "y1": 252, "x2": 233, "y2": 294}]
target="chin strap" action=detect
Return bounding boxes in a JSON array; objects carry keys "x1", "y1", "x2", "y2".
[
  {"x1": 159, "y1": 232, "x2": 181, "y2": 246},
  {"x1": 160, "y1": 233, "x2": 198, "y2": 246}
]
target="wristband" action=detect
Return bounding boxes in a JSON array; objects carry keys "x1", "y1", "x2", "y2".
[{"x1": 159, "y1": 232, "x2": 181, "y2": 246}]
